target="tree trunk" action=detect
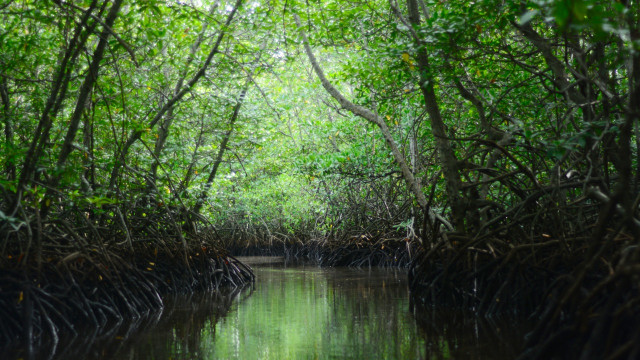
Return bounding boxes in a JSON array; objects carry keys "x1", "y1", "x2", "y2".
[
  {"x1": 15, "y1": 0, "x2": 100, "y2": 201},
  {"x1": 193, "y1": 86, "x2": 248, "y2": 215},
  {"x1": 0, "y1": 77, "x2": 14, "y2": 182},
  {"x1": 148, "y1": 2, "x2": 219, "y2": 186},
  {"x1": 107, "y1": 0, "x2": 244, "y2": 192},
  {"x1": 404, "y1": 0, "x2": 466, "y2": 231},
  {"x1": 294, "y1": 14, "x2": 452, "y2": 234},
  {"x1": 82, "y1": 106, "x2": 96, "y2": 191},
  {"x1": 40, "y1": 0, "x2": 124, "y2": 218}
]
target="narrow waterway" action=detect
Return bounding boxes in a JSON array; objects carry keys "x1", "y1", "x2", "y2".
[
  {"x1": 101, "y1": 257, "x2": 528, "y2": 359},
  {"x1": 4, "y1": 257, "x2": 530, "y2": 359},
  {"x1": 209, "y1": 258, "x2": 424, "y2": 359}
]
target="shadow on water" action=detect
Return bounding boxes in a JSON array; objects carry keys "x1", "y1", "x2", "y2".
[
  {"x1": 0, "y1": 287, "x2": 249, "y2": 360},
  {"x1": 410, "y1": 302, "x2": 532, "y2": 359},
  {"x1": 2, "y1": 257, "x2": 532, "y2": 359}
]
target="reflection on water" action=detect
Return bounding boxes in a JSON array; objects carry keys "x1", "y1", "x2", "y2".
[
  {"x1": 411, "y1": 304, "x2": 530, "y2": 359},
  {"x1": 3, "y1": 257, "x2": 531, "y2": 359},
  {"x1": 208, "y1": 265, "x2": 424, "y2": 359},
  {"x1": 0, "y1": 289, "x2": 244, "y2": 360},
  {"x1": 102, "y1": 289, "x2": 248, "y2": 360}
]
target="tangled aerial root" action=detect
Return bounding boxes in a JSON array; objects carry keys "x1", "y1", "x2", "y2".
[
  {"x1": 0, "y1": 242, "x2": 253, "y2": 357},
  {"x1": 408, "y1": 203, "x2": 640, "y2": 359},
  {"x1": 228, "y1": 235, "x2": 420, "y2": 268}
]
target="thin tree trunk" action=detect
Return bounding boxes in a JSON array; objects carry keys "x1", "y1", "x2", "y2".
[
  {"x1": 55, "y1": 0, "x2": 123, "y2": 169},
  {"x1": 40, "y1": 0, "x2": 124, "y2": 218},
  {"x1": 82, "y1": 106, "x2": 96, "y2": 191},
  {"x1": 149, "y1": 2, "x2": 219, "y2": 185},
  {"x1": 400, "y1": 0, "x2": 466, "y2": 231},
  {"x1": 108, "y1": 0, "x2": 244, "y2": 191},
  {"x1": 16, "y1": 0, "x2": 100, "y2": 200},
  {"x1": 177, "y1": 119, "x2": 206, "y2": 194},
  {"x1": 294, "y1": 14, "x2": 452, "y2": 234},
  {"x1": 193, "y1": 85, "x2": 248, "y2": 215},
  {"x1": 0, "y1": 77, "x2": 14, "y2": 182}
]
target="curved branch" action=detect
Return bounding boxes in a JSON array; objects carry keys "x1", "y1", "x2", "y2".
[{"x1": 293, "y1": 14, "x2": 452, "y2": 233}]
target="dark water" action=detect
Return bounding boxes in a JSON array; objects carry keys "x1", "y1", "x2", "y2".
[{"x1": 4, "y1": 257, "x2": 530, "y2": 359}]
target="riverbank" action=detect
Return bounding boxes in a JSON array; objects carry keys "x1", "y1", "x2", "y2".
[
  {"x1": 224, "y1": 228, "x2": 640, "y2": 359},
  {"x1": 227, "y1": 236, "x2": 419, "y2": 268},
  {"x1": 406, "y1": 227, "x2": 640, "y2": 360},
  {"x1": 0, "y1": 241, "x2": 254, "y2": 358}
]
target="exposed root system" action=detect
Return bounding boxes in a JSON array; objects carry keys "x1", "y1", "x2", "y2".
[
  {"x1": 228, "y1": 236, "x2": 419, "y2": 268},
  {"x1": 0, "y1": 200, "x2": 255, "y2": 357},
  {"x1": 409, "y1": 191, "x2": 640, "y2": 359},
  {"x1": 1, "y1": 287, "x2": 249, "y2": 360},
  {"x1": 0, "y1": 242, "x2": 253, "y2": 356}
]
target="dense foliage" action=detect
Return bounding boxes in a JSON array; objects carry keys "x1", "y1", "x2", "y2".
[{"x1": 1, "y1": 0, "x2": 640, "y2": 358}]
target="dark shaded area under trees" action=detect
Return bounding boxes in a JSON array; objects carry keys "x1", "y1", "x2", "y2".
[
  {"x1": 1, "y1": 0, "x2": 640, "y2": 359},
  {"x1": 0, "y1": 0, "x2": 254, "y2": 355},
  {"x1": 294, "y1": 0, "x2": 640, "y2": 358}
]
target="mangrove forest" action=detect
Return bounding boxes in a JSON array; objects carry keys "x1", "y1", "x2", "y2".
[{"x1": 1, "y1": 0, "x2": 639, "y2": 358}]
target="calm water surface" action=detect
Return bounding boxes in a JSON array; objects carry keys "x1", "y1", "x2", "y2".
[
  {"x1": 209, "y1": 260, "x2": 424, "y2": 359},
  {"x1": 5, "y1": 257, "x2": 530, "y2": 359},
  {"x1": 109, "y1": 257, "x2": 528, "y2": 359}
]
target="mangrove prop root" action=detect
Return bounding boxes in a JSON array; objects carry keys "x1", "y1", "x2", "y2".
[
  {"x1": 0, "y1": 243, "x2": 254, "y2": 355},
  {"x1": 408, "y1": 193, "x2": 640, "y2": 359}
]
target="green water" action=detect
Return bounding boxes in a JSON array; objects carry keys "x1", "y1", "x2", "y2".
[
  {"x1": 209, "y1": 265, "x2": 423, "y2": 359},
  {"x1": 5, "y1": 258, "x2": 529, "y2": 359}
]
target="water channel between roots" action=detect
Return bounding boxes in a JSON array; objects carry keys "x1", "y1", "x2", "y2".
[
  {"x1": 101, "y1": 256, "x2": 529, "y2": 359},
  {"x1": 10, "y1": 256, "x2": 529, "y2": 359}
]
